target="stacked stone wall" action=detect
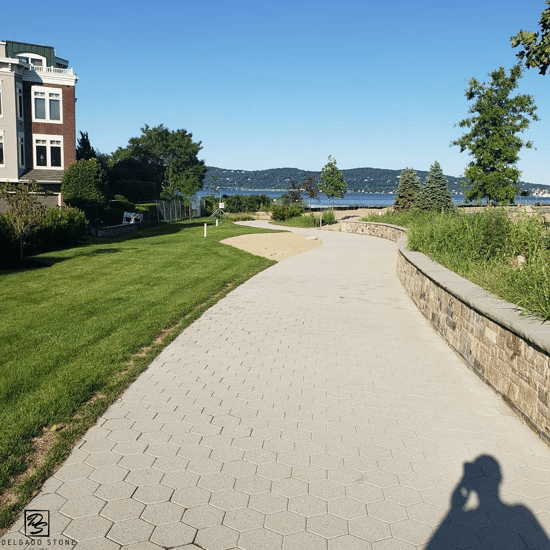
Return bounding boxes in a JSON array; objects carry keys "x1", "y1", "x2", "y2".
[
  {"x1": 333, "y1": 220, "x2": 550, "y2": 443},
  {"x1": 96, "y1": 224, "x2": 140, "y2": 237}
]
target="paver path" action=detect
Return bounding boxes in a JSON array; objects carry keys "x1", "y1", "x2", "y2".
[{"x1": 4, "y1": 222, "x2": 550, "y2": 549}]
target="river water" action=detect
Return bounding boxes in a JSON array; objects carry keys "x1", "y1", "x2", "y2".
[{"x1": 198, "y1": 190, "x2": 549, "y2": 209}]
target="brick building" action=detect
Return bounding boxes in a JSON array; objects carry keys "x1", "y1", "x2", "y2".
[{"x1": 0, "y1": 40, "x2": 78, "y2": 206}]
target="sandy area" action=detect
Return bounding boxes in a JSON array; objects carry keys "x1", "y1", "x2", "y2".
[
  {"x1": 221, "y1": 208, "x2": 391, "y2": 261},
  {"x1": 221, "y1": 232, "x2": 322, "y2": 261}
]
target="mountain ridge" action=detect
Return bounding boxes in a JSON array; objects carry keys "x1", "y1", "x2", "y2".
[{"x1": 205, "y1": 166, "x2": 543, "y2": 194}]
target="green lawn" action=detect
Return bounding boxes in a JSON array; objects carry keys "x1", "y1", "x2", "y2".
[{"x1": 0, "y1": 219, "x2": 277, "y2": 527}]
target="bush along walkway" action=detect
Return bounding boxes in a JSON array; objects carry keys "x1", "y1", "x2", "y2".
[{"x1": 3, "y1": 222, "x2": 550, "y2": 549}]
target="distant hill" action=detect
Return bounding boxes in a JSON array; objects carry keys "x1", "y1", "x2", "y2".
[{"x1": 204, "y1": 167, "x2": 543, "y2": 195}]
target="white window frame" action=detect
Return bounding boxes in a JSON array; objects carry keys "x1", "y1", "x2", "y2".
[
  {"x1": 17, "y1": 53, "x2": 46, "y2": 68},
  {"x1": 0, "y1": 80, "x2": 3, "y2": 118},
  {"x1": 32, "y1": 86, "x2": 63, "y2": 124},
  {"x1": 18, "y1": 132, "x2": 25, "y2": 168},
  {"x1": 0, "y1": 131, "x2": 4, "y2": 166},
  {"x1": 16, "y1": 83, "x2": 23, "y2": 120},
  {"x1": 34, "y1": 134, "x2": 63, "y2": 169}
]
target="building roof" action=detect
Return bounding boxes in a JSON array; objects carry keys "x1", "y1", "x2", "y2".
[
  {"x1": 20, "y1": 169, "x2": 65, "y2": 184},
  {"x1": 3, "y1": 40, "x2": 57, "y2": 67}
]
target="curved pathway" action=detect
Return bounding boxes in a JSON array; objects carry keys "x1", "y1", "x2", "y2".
[{"x1": 3, "y1": 222, "x2": 550, "y2": 549}]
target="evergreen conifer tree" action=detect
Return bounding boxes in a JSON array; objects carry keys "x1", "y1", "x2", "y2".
[
  {"x1": 76, "y1": 131, "x2": 97, "y2": 161},
  {"x1": 417, "y1": 161, "x2": 455, "y2": 212},
  {"x1": 394, "y1": 168, "x2": 420, "y2": 210}
]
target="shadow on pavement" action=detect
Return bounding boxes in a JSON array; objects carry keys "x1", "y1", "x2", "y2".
[{"x1": 426, "y1": 455, "x2": 550, "y2": 549}]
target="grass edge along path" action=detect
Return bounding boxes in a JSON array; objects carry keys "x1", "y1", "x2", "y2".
[{"x1": 0, "y1": 219, "x2": 279, "y2": 531}]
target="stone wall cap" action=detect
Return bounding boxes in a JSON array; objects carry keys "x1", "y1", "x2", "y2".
[{"x1": 396, "y1": 234, "x2": 550, "y2": 355}]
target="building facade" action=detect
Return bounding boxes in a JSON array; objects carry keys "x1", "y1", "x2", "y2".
[{"x1": 0, "y1": 40, "x2": 78, "y2": 203}]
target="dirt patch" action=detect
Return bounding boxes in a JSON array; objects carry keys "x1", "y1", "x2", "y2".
[{"x1": 222, "y1": 232, "x2": 322, "y2": 261}]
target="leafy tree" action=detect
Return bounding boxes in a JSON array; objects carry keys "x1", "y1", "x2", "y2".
[
  {"x1": 61, "y1": 158, "x2": 108, "y2": 208},
  {"x1": 417, "y1": 161, "x2": 455, "y2": 212},
  {"x1": 111, "y1": 179, "x2": 157, "y2": 203},
  {"x1": 320, "y1": 155, "x2": 346, "y2": 208},
  {"x1": 115, "y1": 124, "x2": 206, "y2": 201},
  {"x1": 511, "y1": 1, "x2": 550, "y2": 75},
  {"x1": 0, "y1": 181, "x2": 48, "y2": 259},
  {"x1": 109, "y1": 157, "x2": 160, "y2": 200},
  {"x1": 451, "y1": 65, "x2": 539, "y2": 204},
  {"x1": 394, "y1": 168, "x2": 421, "y2": 210},
  {"x1": 76, "y1": 131, "x2": 97, "y2": 161},
  {"x1": 287, "y1": 180, "x2": 303, "y2": 203},
  {"x1": 301, "y1": 176, "x2": 319, "y2": 208}
]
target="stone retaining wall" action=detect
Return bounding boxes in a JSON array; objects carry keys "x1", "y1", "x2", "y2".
[
  {"x1": 333, "y1": 220, "x2": 550, "y2": 443},
  {"x1": 324, "y1": 220, "x2": 406, "y2": 242},
  {"x1": 96, "y1": 223, "x2": 141, "y2": 238}
]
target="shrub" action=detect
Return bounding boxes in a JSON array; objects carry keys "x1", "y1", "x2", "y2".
[
  {"x1": 0, "y1": 213, "x2": 18, "y2": 259},
  {"x1": 43, "y1": 207, "x2": 88, "y2": 245},
  {"x1": 271, "y1": 204, "x2": 305, "y2": 221},
  {"x1": 322, "y1": 210, "x2": 337, "y2": 225},
  {"x1": 6, "y1": 206, "x2": 87, "y2": 255},
  {"x1": 61, "y1": 158, "x2": 108, "y2": 208},
  {"x1": 0, "y1": 181, "x2": 48, "y2": 259},
  {"x1": 221, "y1": 194, "x2": 272, "y2": 213}
]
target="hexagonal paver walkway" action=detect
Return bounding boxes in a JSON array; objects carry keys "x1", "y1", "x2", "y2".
[{"x1": 3, "y1": 222, "x2": 550, "y2": 549}]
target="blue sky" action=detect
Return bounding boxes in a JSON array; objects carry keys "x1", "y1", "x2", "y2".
[{"x1": 5, "y1": 0, "x2": 550, "y2": 184}]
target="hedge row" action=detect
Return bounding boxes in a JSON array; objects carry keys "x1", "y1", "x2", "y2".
[{"x1": 1, "y1": 206, "x2": 87, "y2": 260}]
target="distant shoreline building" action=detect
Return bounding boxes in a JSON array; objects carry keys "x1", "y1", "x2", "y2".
[{"x1": 0, "y1": 40, "x2": 78, "y2": 205}]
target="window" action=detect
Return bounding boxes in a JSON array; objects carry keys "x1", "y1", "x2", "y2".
[
  {"x1": 34, "y1": 135, "x2": 63, "y2": 169},
  {"x1": 16, "y1": 84, "x2": 23, "y2": 120},
  {"x1": 18, "y1": 133, "x2": 25, "y2": 167},
  {"x1": 17, "y1": 53, "x2": 46, "y2": 67},
  {"x1": 0, "y1": 81, "x2": 3, "y2": 117},
  {"x1": 32, "y1": 86, "x2": 62, "y2": 123},
  {"x1": 0, "y1": 132, "x2": 4, "y2": 166}
]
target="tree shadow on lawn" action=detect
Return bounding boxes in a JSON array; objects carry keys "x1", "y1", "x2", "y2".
[
  {"x1": 3, "y1": 219, "x2": 258, "y2": 271},
  {"x1": 1, "y1": 257, "x2": 52, "y2": 272}
]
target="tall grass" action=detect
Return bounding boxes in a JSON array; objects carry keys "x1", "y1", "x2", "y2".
[
  {"x1": 274, "y1": 211, "x2": 337, "y2": 228},
  {"x1": 364, "y1": 209, "x2": 550, "y2": 321}
]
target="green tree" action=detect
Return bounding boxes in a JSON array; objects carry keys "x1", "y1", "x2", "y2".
[
  {"x1": 287, "y1": 179, "x2": 303, "y2": 204},
  {"x1": 0, "y1": 181, "x2": 48, "y2": 259},
  {"x1": 451, "y1": 65, "x2": 539, "y2": 204},
  {"x1": 301, "y1": 176, "x2": 319, "y2": 210},
  {"x1": 511, "y1": 1, "x2": 550, "y2": 75},
  {"x1": 320, "y1": 156, "x2": 346, "y2": 208},
  {"x1": 394, "y1": 168, "x2": 421, "y2": 210},
  {"x1": 76, "y1": 131, "x2": 97, "y2": 161},
  {"x1": 115, "y1": 124, "x2": 206, "y2": 201},
  {"x1": 417, "y1": 161, "x2": 455, "y2": 212},
  {"x1": 61, "y1": 158, "x2": 108, "y2": 208}
]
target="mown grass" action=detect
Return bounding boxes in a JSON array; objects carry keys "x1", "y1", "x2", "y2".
[
  {"x1": 0, "y1": 219, "x2": 278, "y2": 528},
  {"x1": 362, "y1": 209, "x2": 550, "y2": 321}
]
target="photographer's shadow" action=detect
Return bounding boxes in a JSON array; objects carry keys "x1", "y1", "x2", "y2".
[{"x1": 426, "y1": 455, "x2": 550, "y2": 549}]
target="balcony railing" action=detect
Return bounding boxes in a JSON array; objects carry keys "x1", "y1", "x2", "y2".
[{"x1": 30, "y1": 64, "x2": 73, "y2": 75}]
